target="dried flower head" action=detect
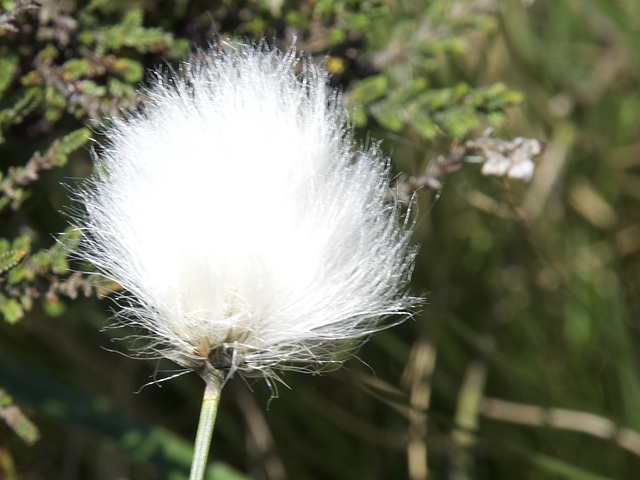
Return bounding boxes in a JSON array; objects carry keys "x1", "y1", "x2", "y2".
[
  {"x1": 470, "y1": 130, "x2": 544, "y2": 181},
  {"x1": 394, "y1": 129, "x2": 545, "y2": 199},
  {"x1": 73, "y1": 43, "x2": 419, "y2": 386}
]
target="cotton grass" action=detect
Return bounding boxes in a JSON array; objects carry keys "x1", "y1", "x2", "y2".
[
  {"x1": 73, "y1": 41, "x2": 420, "y2": 478},
  {"x1": 75, "y1": 42, "x2": 419, "y2": 386},
  {"x1": 75, "y1": 40, "x2": 417, "y2": 480}
]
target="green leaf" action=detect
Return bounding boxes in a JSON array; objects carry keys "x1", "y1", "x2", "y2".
[
  {"x1": 0, "y1": 248, "x2": 27, "y2": 274},
  {"x1": 0, "y1": 87, "x2": 44, "y2": 143},
  {"x1": 349, "y1": 75, "x2": 388, "y2": 105},
  {"x1": 0, "y1": 53, "x2": 19, "y2": 97},
  {"x1": 62, "y1": 58, "x2": 92, "y2": 79},
  {"x1": 373, "y1": 102, "x2": 404, "y2": 132},
  {"x1": 48, "y1": 127, "x2": 93, "y2": 167},
  {"x1": 0, "y1": 295, "x2": 24, "y2": 324},
  {"x1": 112, "y1": 58, "x2": 144, "y2": 83}
]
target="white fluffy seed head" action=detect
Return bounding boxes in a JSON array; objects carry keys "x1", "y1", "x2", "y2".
[{"x1": 74, "y1": 42, "x2": 420, "y2": 385}]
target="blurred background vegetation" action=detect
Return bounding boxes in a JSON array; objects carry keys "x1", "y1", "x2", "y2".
[{"x1": 1, "y1": 0, "x2": 639, "y2": 479}]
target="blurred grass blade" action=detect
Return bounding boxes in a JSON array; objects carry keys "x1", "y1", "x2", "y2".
[{"x1": 0, "y1": 354, "x2": 248, "y2": 480}]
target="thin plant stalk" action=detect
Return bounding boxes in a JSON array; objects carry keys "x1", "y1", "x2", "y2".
[{"x1": 189, "y1": 377, "x2": 223, "y2": 480}]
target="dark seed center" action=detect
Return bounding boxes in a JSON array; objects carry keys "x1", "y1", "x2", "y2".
[{"x1": 208, "y1": 346, "x2": 239, "y2": 371}]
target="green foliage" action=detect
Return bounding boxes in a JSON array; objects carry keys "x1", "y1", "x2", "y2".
[
  {"x1": 0, "y1": 244, "x2": 27, "y2": 275},
  {"x1": 343, "y1": 0, "x2": 522, "y2": 139},
  {"x1": 0, "y1": 87, "x2": 43, "y2": 143},
  {"x1": 363, "y1": 80, "x2": 522, "y2": 139},
  {"x1": 0, "y1": 53, "x2": 18, "y2": 97},
  {"x1": 1, "y1": 128, "x2": 91, "y2": 213},
  {"x1": 79, "y1": 9, "x2": 172, "y2": 54},
  {"x1": 0, "y1": 0, "x2": 639, "y2": 479}
]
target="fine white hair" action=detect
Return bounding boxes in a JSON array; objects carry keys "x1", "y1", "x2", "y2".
[{"x1": 73, "y1": 42, "x2": 420, "y2": 384}]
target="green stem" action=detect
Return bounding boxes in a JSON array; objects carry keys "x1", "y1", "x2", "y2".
[{"x1": 188, "y1": 376, "x2": 222, "y2": 480}]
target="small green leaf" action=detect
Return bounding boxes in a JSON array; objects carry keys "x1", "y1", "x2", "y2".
[
  {"x1": 112, "y1": 58, "x2": 144, "y2": 83},
  {"x1": 373, "y1": 103, "x2": 404, "y2": 132},
  {"x1": 0, "y1": 53, "x2": 19, "y2": 96},
  {"x1": 0, "y1": 248, "x2": 27, "y2": 274},
  {"x1": 349, "y1": 75, "x2": 388, "y2": 105},
  {"x1": 0, "y1": 295, "x2": 24, "y2": 324},
  {"x1": 62, "y1": 58, "x2": 92, "y2": 79}
]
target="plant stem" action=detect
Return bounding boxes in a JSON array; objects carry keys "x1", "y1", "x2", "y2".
[{"x1": 189, "y1": 376, "x2": 222, "y2": 480}]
